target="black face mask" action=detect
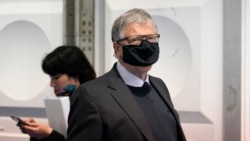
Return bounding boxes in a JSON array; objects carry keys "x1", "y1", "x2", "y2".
[{"x1": 121, "y1": 40, "x2": 159, "y2": 66}]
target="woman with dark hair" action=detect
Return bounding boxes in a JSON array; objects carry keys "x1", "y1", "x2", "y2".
[
  {"x1": 42, "y1": 45, "x2": 96, "y2": 87},
  {"x1": 17, "y1": 45, "x2": 96, "y2": 141}
]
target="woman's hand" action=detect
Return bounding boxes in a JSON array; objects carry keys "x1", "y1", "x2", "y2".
[{"x1": 17, "y1": 118, "x2": 53, "y2": 140}]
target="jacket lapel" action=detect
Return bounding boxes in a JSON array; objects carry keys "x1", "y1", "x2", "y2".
[
  {"x1": 107, "y1": 66, "x2": 154, "y2": 141},
  {"x1": 150, "y1": 77, "x2": 186, "y2": 141},
  {"x1": 149, "y1": 76, "x2": 180, "y2": 121}
]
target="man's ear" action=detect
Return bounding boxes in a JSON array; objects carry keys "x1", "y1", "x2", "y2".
[
  {"x1": 113, "y1": 42, "x2": 122, "y2": 59},
  {"x1": 113, "y1": 42, "x2": 119, "y2": 54}
]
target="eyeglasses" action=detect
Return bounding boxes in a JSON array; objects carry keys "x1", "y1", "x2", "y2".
[{"x1": 117, "y1": 34, "x2": 160, "y2": 46}]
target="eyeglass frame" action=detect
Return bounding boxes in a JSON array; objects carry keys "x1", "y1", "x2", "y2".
[{"x1": 116, "y1": 34, "x2": 160, "y2": 46}]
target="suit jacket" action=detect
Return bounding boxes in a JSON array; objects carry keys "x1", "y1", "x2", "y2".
[
  {"x1": 30, "y1": 130, "x2": 65, "y2": 141},
  {"x1": 67, "y1": 63, "x2": 186, "y2": 141}
]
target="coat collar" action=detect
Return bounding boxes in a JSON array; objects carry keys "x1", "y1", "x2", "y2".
[{"x1": 149, "y1": 77, "x2": 180, "y2": 120}]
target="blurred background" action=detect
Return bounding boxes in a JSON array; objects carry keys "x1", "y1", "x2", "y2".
[{"x1": 0, "y1": 0, "x2": 249, "y2": 141}]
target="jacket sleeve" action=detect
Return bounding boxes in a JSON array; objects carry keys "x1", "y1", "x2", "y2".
[
  {"x1": 30, "y1": 130, "x2": 65, "y2": 141},
  {"x1": 67, "y1": 85, "x2": 103, "y2": 141}
]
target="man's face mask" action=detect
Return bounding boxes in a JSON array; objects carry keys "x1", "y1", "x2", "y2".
[{"x1": 121, "y1": 40, "x2": 160, "y2": 66}]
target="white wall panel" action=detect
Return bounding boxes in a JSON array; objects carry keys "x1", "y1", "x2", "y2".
[
  {"x1": 0, "y1": 0, "x2": 63, "y2": 107},
  {"x1": 0, "y1": 1, "x2": 63, "y2": 140},
  {"x1": 241, "y1": 0, "x2": 250, "y2": 140}
]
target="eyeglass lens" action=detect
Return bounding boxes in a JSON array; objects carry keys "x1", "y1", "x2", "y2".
[{"x1": 118, "y1": 34, "x2": 160, "y2": 46}]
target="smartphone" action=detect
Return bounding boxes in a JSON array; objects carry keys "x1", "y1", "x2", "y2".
[{"x1": 10, "y1": 116, "x2": 28, "y2": 125}]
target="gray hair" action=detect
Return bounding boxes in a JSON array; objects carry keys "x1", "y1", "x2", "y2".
[{"x1": 111, "y1": 8, "x2": 158, "y2": 42}]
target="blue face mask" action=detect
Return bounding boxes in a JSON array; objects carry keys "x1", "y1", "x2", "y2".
[{"x1": 57, "y1": 84, "x2": 76, "y2": 97}]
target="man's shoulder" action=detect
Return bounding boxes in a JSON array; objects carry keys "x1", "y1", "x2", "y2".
[
  {"x1": 82, "y1": 70, "x2": 114, "y2": 87},
  {"x1": 149, "y1": 75, "x2": 163, "y2": 82}
]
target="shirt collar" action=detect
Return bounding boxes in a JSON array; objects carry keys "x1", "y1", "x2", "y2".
[{"x1": 116, "y1": 61, "x2": 149, "y2": 87}]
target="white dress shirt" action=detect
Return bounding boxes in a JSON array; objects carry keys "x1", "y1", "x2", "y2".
[{"x1": 116, "y1": 62, "x2": 149, "y2": 87}]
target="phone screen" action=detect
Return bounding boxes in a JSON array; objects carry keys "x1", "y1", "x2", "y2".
[{"x1": 10, "y1": 116, "x2": 28, "y2": 125}]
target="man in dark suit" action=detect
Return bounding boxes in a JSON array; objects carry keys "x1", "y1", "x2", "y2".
[{"x1": 67, "y1": 8, "x2": 186, "y2": 141}]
